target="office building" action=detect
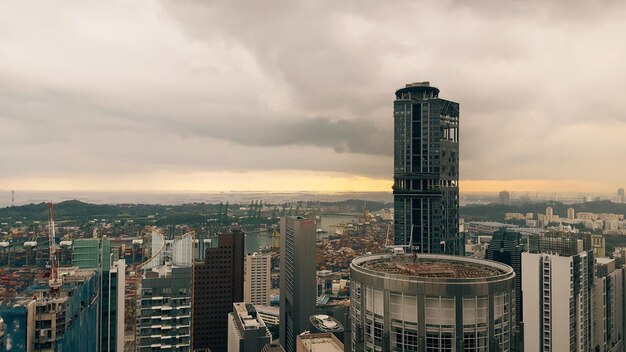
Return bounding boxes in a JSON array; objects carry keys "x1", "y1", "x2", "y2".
[
  {"x1": 136, "y1": 265, "x2": 192, "y2": 352},
  {"x1": 486, "y1": 229, "x2": 523, "y2": 347},
  {"x1": 101, "y1": 259, "x2": 126, "y2": 352},
  {"x1": 280, "y1": 217, "x2": 317, "y2": 352},
  {"x1": 72, "y1": 238, "x2": 111, "y2": 270},
  {"x1": 618, "y1": 188, "x2": 625, "y2": 204},
  {"x1": 245, "y1": 253, "x2": 271, "y2": 306},
  {"x1": 592, "y1": 257, "x2": 624, "y2": 351},
  {"x1": 71, "y1": 238, "x2": 125, "y2": 351},
  {"x1": 350, "y1": 253, "x2": 516, "y2": 351},
  {"x1": 227, "y1": 302, "x2": 272, "y2": 352},
  {"x1": 296, "y1": 333, "x2": 344, "y2": 352},
  {"x1": 393, "y1": 82, "x2": 462, "y2": 254},
  {"x1": 193, "y1": 228, "x2": 245, "y2": 352},
  {"x1": 522, "y1": 234, "x2": 594, "y2": 352}
]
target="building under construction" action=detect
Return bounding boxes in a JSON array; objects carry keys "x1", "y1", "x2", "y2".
[{"x1": 0, "y1": 267, "x2": 100, "y2": 352}]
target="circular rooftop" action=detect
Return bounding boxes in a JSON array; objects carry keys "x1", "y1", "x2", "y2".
[
  {"x1": 352, "y1": 253, "x2": 513, "y2": 282},
  {"x1": 395, "y1": 81, "x2": 440, "y2": 99}
]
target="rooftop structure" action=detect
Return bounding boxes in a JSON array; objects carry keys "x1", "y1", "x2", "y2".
[
  {"x1": 309, "y1": 314, "x2": 343, "y2": 333},
  {"x1": 358, "y1": 255, "x2": 506, "y2": 278},
  {"x1": 351, "y1": 253, "x2": 516, "y2": 351},
  {"x1": 228, "y1": 302, "x2": 272, "y2": 352},
  {"x1": 296, "y1": 332, "x2": 343, "y2": 352}
]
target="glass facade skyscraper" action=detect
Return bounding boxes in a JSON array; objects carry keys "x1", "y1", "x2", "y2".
[{"x1": 393, "y1": 82, "x2": 462, "y2": 254}]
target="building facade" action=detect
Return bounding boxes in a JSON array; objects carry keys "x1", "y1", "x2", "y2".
[
  {"x1": 245, "y1": 253, "x2": 271, "y2": 306},
  {"x1": 592, "y1": 257, "x2": 624, "y2": 352},
  {"x1": 227, "y1": 302, "x2": 272, "y2": 352},
  {"x1": 522, "y1": 235, "x2": 594, "y2": 352},
  {"x1": 280, "y1": 217, "x2": 317, "y2": 352},
  {"x1": 393, "y1": 82, "x2": 462, "y2": 254},
  {"x1": 350, "y1": 253, "x2": 516, "y2": 351},
  {"x1": 101, "y1": 259, "x2": 125, "y2": 352},
  {"x1": 137, "y1": 265, "x2": 192, "y2": 352},
  {"x1": 193, "y1": 228, "x2": 245, "y2": 352},
  {"x1": 486, "y1": 229, "x2": 523, "y2": 340}
]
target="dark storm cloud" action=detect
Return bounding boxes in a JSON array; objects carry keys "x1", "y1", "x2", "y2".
[
  {"x1": 1, "y1": 0, "x2": 626, "y2": 187},
  {"x1": 173, "y1": 117, "x2": 391, "y2": 155}
]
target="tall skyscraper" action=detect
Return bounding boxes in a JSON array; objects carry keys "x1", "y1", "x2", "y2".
[
  {"x1": 618, "y1": 188, "x2": 625, "y2": 203},
  {"x1": 279, "y1": 217, "x2": 316, "y2": 352},
  {"x1": 193, "y1": 228, "x2": 245, "y2": 352},
  {"x1": 522, "y1": 234, "x2": 594, "y2": 351},
  {"x1": 393, "y1": 82, "x2": 462, "y2": 254},
  {"x1": 245, "y1": 252, "x2": 271, "y2": 306}
]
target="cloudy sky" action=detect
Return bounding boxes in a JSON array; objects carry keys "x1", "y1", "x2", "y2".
[{"x1": 1, "y1": 0, "x2": 625, "y2": 193}]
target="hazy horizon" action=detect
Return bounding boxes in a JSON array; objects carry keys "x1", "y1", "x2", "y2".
[{"x1": 1, "y1": 1, "x2": 625, "y2": 193}]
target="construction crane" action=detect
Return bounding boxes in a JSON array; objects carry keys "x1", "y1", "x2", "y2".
[{"x1": 48, "y1": 203, "x2": 61, "y2": 290}]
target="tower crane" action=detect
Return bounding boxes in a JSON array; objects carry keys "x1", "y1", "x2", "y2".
[{"x1": 48, "y1": 203, "x2": 61, "y2": 290}]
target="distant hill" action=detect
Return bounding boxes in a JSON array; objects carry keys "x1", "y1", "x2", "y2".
[{"x1": 0, "y1": 198, "x2": 391, "y2": 222}]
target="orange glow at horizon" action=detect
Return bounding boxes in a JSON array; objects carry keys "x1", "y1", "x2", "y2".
[{"x1": 0, "y1": 172, "x2": 611, "y2": 194}]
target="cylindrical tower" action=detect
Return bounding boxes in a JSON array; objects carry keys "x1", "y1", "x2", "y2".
[{"x1": 350, "y1": 253, "x2": 515, "y2": 351}]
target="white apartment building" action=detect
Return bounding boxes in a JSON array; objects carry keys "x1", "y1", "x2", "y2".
[{"x1": 522, "y1": 236, "x2": 593, "y2": 352}]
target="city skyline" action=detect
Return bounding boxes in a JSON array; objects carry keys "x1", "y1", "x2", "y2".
[{"x1": 2, "y1": 1, "x2": 626, "y2": 193}]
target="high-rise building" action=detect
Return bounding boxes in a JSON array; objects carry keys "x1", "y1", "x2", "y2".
[
  {"x1": 568, "y1": 207, "x2": 575, "y2": 219},
  {"x1": 350, "y1": 253, "x2": 516, "y2": 351},
  {"x1": 101, "y1": 259, "x2": 126, "y2": 352},
  {"x1": 71, "y1": 238, "x2": 125, "y2": 352},
  {"x1": 591, "y1": 234, "x2": 606, "y2": 257},
  {"x1": 522, "y1": 234, "x2": 594, "y2": 351},
  {"x1": 393, "y1": 82, "x2": 462, "y2": 254},
  {"x1": 591, "y1": 257, "x2": 624, "y2": 351},
  {"x1": 499, "y1": 191, "x2": 511, "y2": 204},
  {"x1": 486, "y1": 230, "x2": 524, "y2": 339},
  {"x1": 137, "y1": 265, "x2": 192, "y2": 352},
  {"x1": 227, "y1": 302, "x2": 272, "y2": 352},
  {"x1": 279, "y1": 217, "x2": 316, "y2": 352},
  {"x1": 193, "y1": 228, "x2": 245, "y2": 352},
  {"x1": 245, "y1": 253, "x2": 271, "y2": 306},
  {"x1": 618, "y1": 188, "x2": 625, "y2": 203}
]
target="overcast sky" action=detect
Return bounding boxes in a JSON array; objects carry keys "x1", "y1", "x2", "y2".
[{"x1": 1, "y1": 0, "x2": 625, "y2": 193}]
